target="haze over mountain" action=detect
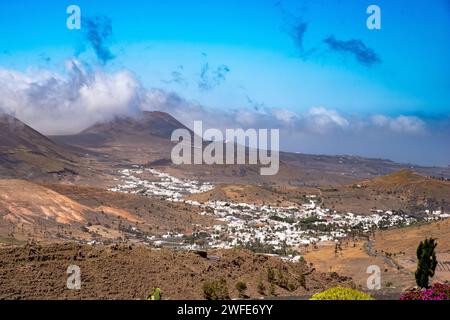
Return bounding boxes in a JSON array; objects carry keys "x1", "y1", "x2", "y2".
[
  {"x1": 51, "y1": 111, "x2": 189, "y2": 147},
  {"x1": 81, "y1": 111, "x2": 190, "y2": 141},
  {"x1": 2, "y1": 110, "x2": 450, "y2": 185}
]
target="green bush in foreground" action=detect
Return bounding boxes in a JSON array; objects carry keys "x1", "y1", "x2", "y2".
[
  {"x1": 147, "y1": 287, "x2": 162, "y2": 300},
  {"x1": 235, "y1": 281, "x2": 248, "y2": 298},
  {"x1": 309, "y1": 287, "x2": 374, "y2": 300},
  {"x1": 203, "y1": 278, "x2": 230, "y2": 300}
]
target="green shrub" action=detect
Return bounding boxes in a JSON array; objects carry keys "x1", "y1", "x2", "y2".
[
  {"x1": 287, "y1": 283, "x2": 296, "y2": 292},
  {"x1": 267, "y1": 268, "x2": 275, "y2": 283},
  {"x1": 203, "y1": 278, "x2": 230, "y2": 300},
  {"x1": 415, "y1": 238, "x2": 438, "y2": 288},
  {"x1": 309, "y1": 287, "x2": 374, "y2": 300},
  {"x1": 257, "y1": 279, "x2": 266, "y2": 295},
  {"x1": 274, "y1": 269, "x2": 289, "y2": 289},
  {"x1": 269, "y1": 283, "x2": 276, "y2": 296},
  {"x1": 147, "y1": 287, "x2": 162, "y2": 300},
  {"x1": 298, "y1": 272, "x2": 306, "y2": 288},
  {"x1": 235, "y1": 281, "x2": 247, "y2": 298}
]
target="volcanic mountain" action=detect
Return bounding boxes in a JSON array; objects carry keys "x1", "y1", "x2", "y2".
[
  {"x1": 0, "y1": 114, "x2": 79, "y2": 179},
  {"x1": 51, "y1": 111, "x2": 191, "y2": 166},
  {"x1": 51, "y1": 111, "x2": 450, "y2": 186},
  {"x1": 84, "y1": 111, "x2": 189, "y2": 139},
  {"x1": 53, "y1": 111, "x2": 189, "y2": 146}
]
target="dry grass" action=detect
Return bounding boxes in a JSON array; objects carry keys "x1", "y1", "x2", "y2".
[{"x1": 303, "y1": 240, "x2": 415, "y2": 290}]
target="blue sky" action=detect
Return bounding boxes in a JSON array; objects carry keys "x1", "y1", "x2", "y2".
[{"x1": 0, "y1": 0, "x2": 449, "y2": 165}]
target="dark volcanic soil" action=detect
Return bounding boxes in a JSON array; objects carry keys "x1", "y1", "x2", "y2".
[{"x1": 0, "y1": 243, "x2": 352, "y2": 300}]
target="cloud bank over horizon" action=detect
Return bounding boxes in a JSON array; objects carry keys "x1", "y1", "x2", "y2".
[{"x1": 0, "y1": 60, "x2": 448, "y2": 166}]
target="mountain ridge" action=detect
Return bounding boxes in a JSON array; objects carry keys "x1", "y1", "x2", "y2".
[
  {"x1": 2, "y1": 111, "x2": 450, "y2": 185},
  {"x1": 0, "y1": 114, "x2": 79, "y2": 179}
]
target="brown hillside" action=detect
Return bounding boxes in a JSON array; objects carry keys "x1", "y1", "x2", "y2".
[
  {"x1": 0, "y1": 114, "x2": 79, "y2": 179},
  {"x1": 321, "y1": 170, "x2": 450, "y2": 215},
  {"x1": 0, "y1": 180, "x2": 216, "y2": 244},
  {"x1": 0, "y1": 243, "x2": 352, "y2": 300},
  {"x1": 186, "y1": 183, "x2": 318, "y2": 207}
]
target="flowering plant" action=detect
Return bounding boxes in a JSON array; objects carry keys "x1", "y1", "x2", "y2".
[
  {"x1": 310, "y1": 287, "x2": 374, "y2": 300},
  {"x1": 400, "y1": 283, "x2": 450, "y2": 300}
]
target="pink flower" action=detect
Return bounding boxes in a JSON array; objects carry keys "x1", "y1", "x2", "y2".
[{"x1": 400, "y1": 283, "x2": 450, "y2": 300}]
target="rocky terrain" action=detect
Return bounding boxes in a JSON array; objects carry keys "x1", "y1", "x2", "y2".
[
  {"x1": 0, "y1": 178, "x2": 217, "y2": 245},
  {"x1": 320, "y1": 170, "x2": 450, "y2": 216},
  {"x1": 0, "y1": 242, "x2": 352, "y2": 300}
]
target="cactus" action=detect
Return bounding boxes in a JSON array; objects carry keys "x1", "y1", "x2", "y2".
[{"x1": 147, "y1": 287, "x2": 162, "y2": 300}]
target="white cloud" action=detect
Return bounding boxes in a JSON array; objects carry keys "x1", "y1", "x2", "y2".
[
  {"x1": 303, "y1": 107, "x2": 349, "y2": 133},
  {"x1": 273, "y1": 108, "x2": 298, "y2": 125},
  {"x1": 371, "y1": 114, "x2": 426, "y2": 134},
  {"x1": 0, "y1": 63, "x2": 429, "y2": 140},
  {"x1": 0, "y1": 60, "x2": 143, "y2": 135}
]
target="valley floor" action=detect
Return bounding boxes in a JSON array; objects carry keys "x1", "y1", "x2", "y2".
[{"x1": 303, "y1": 219, "x2": 450, "y2": 291}]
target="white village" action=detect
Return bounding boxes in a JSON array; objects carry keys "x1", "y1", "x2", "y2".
[{"x1": 109, "y1": 166, "x2": 448, "y2": 256}]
